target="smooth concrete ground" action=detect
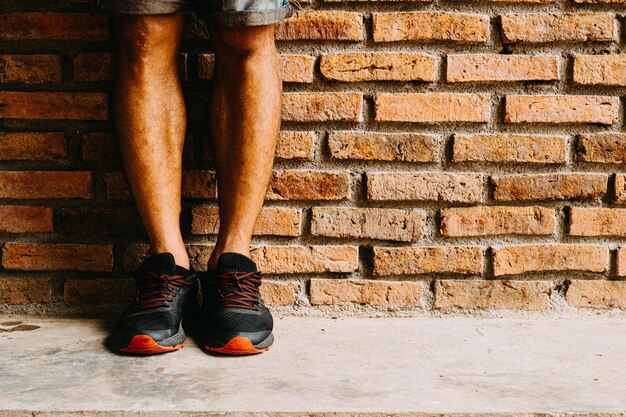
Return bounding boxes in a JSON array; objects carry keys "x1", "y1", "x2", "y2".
[{"x1": 0, "y1": 315, "x2": 625, "y2": 416}]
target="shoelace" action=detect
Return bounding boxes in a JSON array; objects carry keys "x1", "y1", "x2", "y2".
[
  {"x1": 136, "y1": 271, "x2": 193, "y2": 310},
  {"x1": 216, "y1": 270, "x2": 261, "y2": 310}
]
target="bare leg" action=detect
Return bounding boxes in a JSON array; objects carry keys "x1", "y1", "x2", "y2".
[
  {"x1": 206, "y1": 24, "x2": 282, "y2": 270},
  {"x1": 113, "y1": 13, "x2": 190, "y2": 269}
]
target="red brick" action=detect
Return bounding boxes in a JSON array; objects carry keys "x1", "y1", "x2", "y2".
[
  {"x1": 329, "y1": 131, "x2": 437, "y2": 162},
  {"x1": 505, "y1": 95, "x2": 619, "y2": 125},
  {"x1": 373, "y1": 12, "x2": 489, "y2": 43},
  {"x1": 617, "y1": 248, "x2": 626, "y2": 276},
  {"x1": 0, "y1": 54, "x2": 62, "y2": 84},
  {"x1": 367, "y1": 172, "x2": 484, "y2": 203},
  {"x1": 59, "y1": 207, "x2": 144, "y2": 236},
  {"x1": 310, "y1": 279, "x2": 423, "y2": 307},
  {"x1": 373, "y1": 246, "x2": 483, "y2": 276},
  {"x1": 283, "y1": 92, "x2": 363, "y2": 122},
  {"x1": 0, "y1": 206, "x2": 53, "y2": 233},
  {"x1": 2, "y1": 243, "x2": 112, "y2": 272},
  {"x1": 493, "y1": 244, "x2": 609, "y2": 276},
  {"x1": 441, "y1": 206, "x2": 555, "y2": 237},
  {"x1": 251, "y1": 245, "x2": 358, "y2": 274},
  {"x1": 191, "y1": 206, "x2": 301, "y2": 236},
  {"x1": 73, "y1": 52, "x2": 113, "y2": 82},
  {"x1": 577, "y1": 133, "x2": 626, "y2": 163},
  {"x1": 0, "y1": 92, "x2": 108, "y2": 121},
  {"x1": 0, "y1": 277, "x2": 52, "y2": 304},
  {"x1": 0, "y1": 132, "x2": 66, "y2": 161},
  {"x1": 375, "y1": 93, "x2": 491, "y2": 123},
  {"x1": 569, "y1": 208, "x2": 626, "y2": 237},
  {"x1": 566, "y1": 280, "x2": 626, "y2": 308},
  {"x1": 82, "y1": 132, "x2": 119, "y2": 162},
  {"x1": 276, "y1": 131, "x2": 315, "y2": 160},
  {"x1": 453, "y1": 133, "x2": 566, "y2": 163},
  {"x1": 0, "y1": 171, "x2": 93, "y2": 199},
  {"x1": 616, "y1": 175, "x2": 626, "y2": 204},
  {"x1": 276, "y1": 11, "x2": 363, "y2": 41},
  {"x1": 198, "y1": 54, "x2": 314, "y2": 83},
  {"x1": 501, "y1": 13, "x2": 617, "y2": 43},
  {"x1": 260, "y1": 281, "x2": 299, "y2": 307},
  {"x1": 267, "y1": 170, "x2": 350, "y2": 201},
  {"x1": 492, "y1": 173, "x2": 607, "y2": 201},
  {"x1": 311, "y1": 207, "x2": 426, "y2": 242},
  {"x1": 434, "y1": 280, "x2": 552, "y2": 311},
  {"x1": 0, "y1": 13, "x2": 109, "y2": 41},
  {"x1": 182, "y1": 171, "x2": 218, "y2": 199},
  {"x1": 446, "y1": 54, "x2": 559, "y2": 82},
  {"x1": 64, "y1": 278, "x2": 134, "y2": 304},
  {"x1": 320, "y1": 53, "x2": 436, "y2": 82}
]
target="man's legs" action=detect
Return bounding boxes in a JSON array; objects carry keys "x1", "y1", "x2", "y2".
[
  {"x1": 206, "y1": 24, "x2": 282, "y2": 270},
  {"x1": 113, "y1": 12, "x2": 190, "y2": 269}
]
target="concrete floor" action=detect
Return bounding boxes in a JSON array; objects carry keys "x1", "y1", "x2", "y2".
[{"x1": 0, "y1": 315, "x2": 625, "y2": 416}]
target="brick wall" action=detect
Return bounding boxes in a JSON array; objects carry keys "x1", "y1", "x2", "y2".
[{"x1": 1, "y1": 0, "x2": 626, "y2": 316}]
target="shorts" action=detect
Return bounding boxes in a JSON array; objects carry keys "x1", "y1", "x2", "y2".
[{"x1": 97, "y1": 0, "x2": 294, "y2": 26}]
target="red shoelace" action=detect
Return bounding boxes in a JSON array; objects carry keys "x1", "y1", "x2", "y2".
[
  {"x1": 216, "y1": 270, "x2": 262, "y2": 310},
  {"x1": 136, "y1": 271, "x2": 193, "y2": 310}
]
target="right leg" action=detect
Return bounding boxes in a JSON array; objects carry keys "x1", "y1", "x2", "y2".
[{"x1": 113, "y1": 12, "x2": 189, "y2": 269}]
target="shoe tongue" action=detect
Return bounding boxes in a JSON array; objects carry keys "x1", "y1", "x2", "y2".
[
  {"x1": 217, "y1": 252, "x2": 257, "y2": 274},
  {"x1": 139, "y1": 252, "x2": 178, "y2": 276}
]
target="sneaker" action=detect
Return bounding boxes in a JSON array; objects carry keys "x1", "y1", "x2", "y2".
[
  {"x1": 200, "y1": 252, "x2": 274, "y2": 355},
  {"x1": 110, "y1": 252, "x2": 198, "y2": 355}
]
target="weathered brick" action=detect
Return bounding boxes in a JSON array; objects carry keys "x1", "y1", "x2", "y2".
[
  {"x1": 191, "y1": 206, "x2": 301, "y2": 236},
  {"x1": 566, "y1": 280, "x2": 626, "y2": 308},
  {"x1": 82, "y1": 132, "x2": 119, "y2": 162},
  {"x1": 0, "y1": 206, "x2": 53, "y2": 233},
  {"x1": 574, "y1": 0, "x2": 626, "y2": 2},
  {"x1": 440, "y1": 206, "x2": 555, "y2": 237},
  {"x1": 0, "y1": 54, "x2": 62, "y2": 84},
  {"x1": 182, "y1": 171, "x2": 218, "y2": 199},
  {"x1": 501, "y1": 13, "x2": 617, "y2": 43},
  {"x1": 615, "y1": 175, "x2": 626, "y2": 204},
  {"x1": 453, "y1": 133, "x2": 566, "y2": 164},
  {"x1": 0, "y1": 13, "x2": 109, "y2": 41},
  {"x1": 492, "y1": 173, "x2": 607, "y2": 201},
  {"x1": 434, "y1": 280, "x2": 552, "y2": 310},
  {"x1": 283, "y1": 92, "x2": 363, "y2": 122},
  {"x1": 311, "y1": 207, "x2": 426, "y2": 242},
  {"x1": 375, "y1": 93, "x2": 490, "y2": 123},
  {"x1": 373, "y1": 246, "x2": 483, "y2": 276},
  {"x1": 198, "y1": 54, "x2": 314, "y2": 83},
  {"x1": 493, "y1": 244, "x2": 609, "y2": 276},
  {"x1": 73, "y1": 52, "x2": 112, "y2": 82},
  {"x1": 373, "y1": 12, "x2": 489, "y2": 43},
  {"x1": 328, "y1": 131, "x2": 437, "y2": 162},
  {"x1": 320, "y1": 53, "x2": 436, "y2": 82},
  {"x1": 0, "y1": 92, "x2": 108, "y2": 120},
  {"x1": 569, "y1": 208, "x2": 626, "y2": 237},
  {"x1": 276, "y1": 131, "x2": 315, "y2": 160},
  {"x1": 0, "y1": 132, "x2": 67, "y2": 161},
  {"x1": 505, "y1": 95, "x2": 619, "y2": 125},
  {"x1": 260, "y1": 281, "x2": 299, "y2": 307},
  {"x1": 59, "y1": 207, "x2": 144, "y2": 236},
  {"x1": 577, "y1": 133, "x2": 626, "y2": 163},
  {"x1": 573, "y1": 55, "x2": 626, "y2": 86},
  {"x1": 310, "y1": 279, "x2": 423, "y2": 307},
  {"x1": 0, "y1": 171, "x2": 93, "y2": 199},
  {"x1": 64, "y1": 278, "x2": 134, "y2": 304},
  {"x1": 2, "y1": 243, "x2": 113, "y2": 272},
  {"x1": 251, "y1": 245, "x2": 358, "y2": 274},
  {"x1": 0, "y1": 277, "x2": 52, "y2": 304},
  {"x1": 367, "y1": 172, "x2": 484, "y2": 203},
  {"x1": 618, "y1": 248, "x2": 626, "y2": 276},
  {"x1": 276, "y1": 11, "x2": 363, "y2": 41},
  {"x1": 447, "y1": 54, "x2": 559, "y2": 82},
  {"x1": 267, "y1": 170, "x2": 350, "y2": 200}
]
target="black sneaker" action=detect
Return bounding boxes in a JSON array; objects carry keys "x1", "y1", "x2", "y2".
[
  {"x1": 200, "y1": 252, "x2": 274, "y2": 355},
  {"x1": 110, "y1": 252, "x2": 198, "y2": 355}
]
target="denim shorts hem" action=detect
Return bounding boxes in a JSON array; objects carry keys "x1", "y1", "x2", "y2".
[
  {"x1": 97, "y1": 0, "x2": 188, "y2": 15},
  {"x1": 204, "y1": 4, "x2": 293, "y2": 26}
]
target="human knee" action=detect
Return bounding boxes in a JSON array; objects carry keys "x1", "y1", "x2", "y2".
[
  {"x1": 116, "y1": 15, "x2": 179, "y2": 61},
  {"x1": 211, "y1": 24, "x2": 276, "y2": 59}
]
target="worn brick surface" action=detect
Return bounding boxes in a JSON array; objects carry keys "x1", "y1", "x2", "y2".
[
  {"x1": 2, "y1": 243, "x2": 113, "y2": 272},
  {"x1": 198, "y1": 54, "x2": 314, "y2": 83},
  {"x1": 0, "y1": 54, "x2": 62, "y2": 84},
  {"x1": 615, "y1": 175, "x2": 626, "y2": 204},
  {"x1": 566, "y1": 280, "x2": 626, "y2": 308},
  {"x1": 453, "y1": 134, "x2": 566, "y2": 164},
  {"x1": 310, "y1": 279, "x2": 423, "y2": 307},
  {"x1": 283, "y1": 92, "x2": 363, "y2": 122},
  {"x1": 492, "y1": 173, "x2": 607, "y2": 201},
  {"x1": 501, "y1": 13, "x2": 617, "y2": 43},
  {"x1": 505, "y1": 95, "x2": 619, "y2": 124},
  {"x1": 311, "y1": 207, "x2": 426, "y2": 242},
  {"x1": 267, "y1": 170, "x2": 350, "y2": 200},
  {"x1": 373, "y1": 246, "x2": 483, "y2": 276},
  {"x1": 434, "y1": 280, "x2": 552, "y2": 310},
  {"x1": 276, "y1": 131, "x2": 315, "y2": 160},
  {"x1": 569, "y1": 208, "x2": 626, "y2": 237},
  {"x1": 0, "y1": 206, "x2": 53, "y2": 233},
  {"x1": 0, "y1": 13, "x2": 109, "y2": 41},
  {"x1": 276, "y1": 11, "x2": 363, "y2": 41},
  {"x1": 192, "y1": 206, "x2": 301, "y2": 236},
  {"x1": 0, "y1": 132, "x2": 66, "y2": 161},
  {"x1": 493, "y1": 244, "x2": 609, "y2": 276},
  {"x1": 260, "y1": 281, "x2": 299, "y2": 307},
  {"x1": 0, "y1": 92, "x2": 108, "y2": 120},
  {"x1": 320, "y1": 53, "x2": 436, "y2": 82},
  {"x1": 440, "y1": 206, "x2": 555, "y2": 237},
  {"x1": 576, "y1": 133, "x2": 626, "y2": 163},
  {"x1": 73, "y1": 52, "x2": 113, "y2": 82},
  {"x1": 447, "y1": 54, "x2": 559, "y2": 82},
  {"x1": 64, "y1": 278, "x2": 134, "y2": 305},
  {"x1": 0, "y1": 171, "x2": 93, "y2": 199},
  {"x1": 251, "y1": 245, "x2": 358, "y2": 274},
  {"x1": 329, "y1": 131, "x2": 437, "y2": 162},
  {"x1": 367, "y1": 172, "x2": 484, "y2": 203},
  {"x1": 372, "y1": 12, "x2": 489, "y2": 42},
  {"x1": 375, "y1": 93, "x2": 491, "y2": 123},
  {"x1": 0, "y1": 277, "x2": 52, "y2": 304}
]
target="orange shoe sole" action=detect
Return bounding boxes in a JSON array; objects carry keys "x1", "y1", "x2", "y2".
[
  {"x1": 119, "y1": 335, "x2": 186, "y2": 355},
  {"x1": 204, "y1": 336, "x2": 272, "y2": 355}
]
